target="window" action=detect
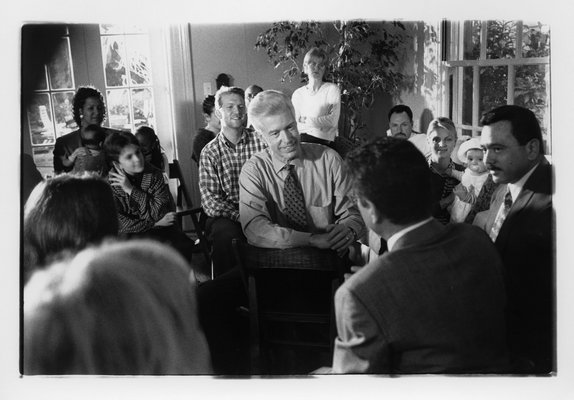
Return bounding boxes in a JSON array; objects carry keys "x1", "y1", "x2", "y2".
[
  {"x1": 26, "y1": 29, "x2": 77, "y2": 178},
  {"x1": 445, "y1": 21, "x2": 550, "y2": 151},
  {"x1": 100, "y1": 24, "x2": 156, "y2": 131}
]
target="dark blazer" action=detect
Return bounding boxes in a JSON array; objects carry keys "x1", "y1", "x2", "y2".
[
  {"x1": 480, "y1": 159, "x2": 553, "y2": 373},
  {"x1": 332, "y1": 219, "x2": 509, "y2": 374}
]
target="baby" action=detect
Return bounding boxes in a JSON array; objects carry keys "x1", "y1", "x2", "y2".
[
  {"x1": 63, "y1": 124, "x2": 107, "y2": 175},
  {"x1": 449, "y1": 137, "x2": 489, "y2": 223}
]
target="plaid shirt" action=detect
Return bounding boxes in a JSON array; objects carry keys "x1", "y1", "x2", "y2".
[
  {"x1": 199, "y1": 129, "x2": 267, "y2": 221},
  {"x1": 110, "y1": 164, "x2": 174, "y2": 233}
]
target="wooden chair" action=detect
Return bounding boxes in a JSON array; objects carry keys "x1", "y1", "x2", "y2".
[
  {"x1": 168, "y1": 160, "x2": 211, "y2": 264},
  {"x1": 232, "y1": 238, "x2": 346, "y2": 374}
]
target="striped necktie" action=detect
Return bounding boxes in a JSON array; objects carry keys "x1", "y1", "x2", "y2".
[
  {"x1": 283, "y1": 164, "x2": 309, "y2": 231},
  {"x1": 489, "y1": 189, "x2": 513, "y2": 242}
]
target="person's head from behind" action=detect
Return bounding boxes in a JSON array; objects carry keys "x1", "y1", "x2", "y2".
[
  {"x1": 103, "y1": 131, "x2": 144, "y2": 175},
  {"x1": 214, "y1": 86, "x2": 246, "y2": 130},
  {"x1": 426, "y1": 117, "x2": 458, "y2": 162},
  {"x1": 458, "y1": 137, "x2": 487, "y2": 175},
  {"x1": 23, "y1": 173, "x2": 118, "y2": 279},
  {"x1": 388, "y1": 105, "x2": 414, "y2": 138},
  {"x1": 24, "y1": 240, "x2": 212, "y2": 375},
  {"x1": 202, "y1": 94, "x2": 220, "y2": 132},
  {"x1": 82, "y1": 124, "x2": 106, "y2": 151},
  {"x1": 479, "y1": 105, "x2": 544, "y2": 184},
  {"x1": 303, "y1": 47, "x2": 328, "y2": 82},
  {"x1": 248, "y1": 90, "x2": 301, "y2": 163},
  {"x1": 245, "y1": 85, "x2": 263, "y2": 107},
  {"x1": 73, "y1": 86, "x2": 106, "y2": 130},
  {"x1": 345, "y1": 138, "x2": 433, "y2": 234},
  {"x1": 135, "y1": 126, "x2": 163, "y2": 170}
]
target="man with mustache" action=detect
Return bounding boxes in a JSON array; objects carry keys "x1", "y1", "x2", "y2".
[
  {"x1": 476, "y1": 105, "x2": 553, "y2": 374},
  {"x1": 199, "y1": 86, "x2": 267, "y2": 277},
  {"x1": 239, "y1": 90, "x2": 364, "y2": 252}
]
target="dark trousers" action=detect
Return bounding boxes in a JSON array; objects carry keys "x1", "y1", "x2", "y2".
[
  {"x1": 125, "y1": 225, "x2": 195, "y2": 268},
  {"x1": 205, "y1": 217, "x2": 245, "y2": 278}
]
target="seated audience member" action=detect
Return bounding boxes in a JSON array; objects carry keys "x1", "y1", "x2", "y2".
[
  {"x1": 199, "y1": 86, "x2": 267, "y2": 277},
  {"x1": 244, "y1": 84, "x2": 263, "y2": 131},
  {"x1": 135, "y1": 125, "x2": 170, "y2": 175},
  {"x1": 387, "y1": 104, "x2": 430, "y2": 157},
  {"x1": 332, "y1": 137, "x2": 509, "y2": 374},
  {"x1": 61, "y1": 124, "x2": 107, "y2": 176},
  {"x1": 426, "y1": 117, "x2": 464, "y2": 224},
  {"x1": 475, "y1": 105, "x2": 553, "y2": 374},
  {"x1": 192, "y1": 95, "x2": 220, "y2": 164},
  {"x1": 23, "y1": 173, "x2": 118, "y2": 282},
  {"x1": 291, "y1": 47, "x2": 341, "y2": 148},
  {"x1": 240, "y1": 89, "x2": 365, "y2": 252},
  {"x1": 24, "y1": 240, "x2": 212, "y2": 375},
  {"x1": 449, "y1": 137, "x2": 491, "y2": 223},
  {"x1": 104, "y1": 131, "x2": 194, "y2": 265}
]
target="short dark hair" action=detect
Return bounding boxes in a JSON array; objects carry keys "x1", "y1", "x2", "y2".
[
  {"x1": 345, "y1": 137, "x2": 433, "y2": 224},
  {"x1": 23, "y1": 173, "x2": 118, "y2": 279},
  {"x1": 73, "y1": 86, "x2": 106, "y2": 127},
  {"x1": 388, "y1": 105, "x2": 413, "y2": 122},
  {"x1": 103, "y1": 131, "x2": 140, "y2": 166},
  {"x1": 202, "y1": 95, "x2": 216, "y2": 115},
  {"x1": 83, "y1": 124, "x2": 106, "y2": 146},
  {"x1": 480, "y1": 105, "x2": 544, "y2": 154},
  {"x1": 135, "y1": 126, "x2": 164, "y2": 170}
]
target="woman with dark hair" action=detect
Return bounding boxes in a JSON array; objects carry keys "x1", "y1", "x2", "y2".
[
  {"x1": 24, "y1": 240, "x2": 212, "y2": 375},
  {"x1": 23, "y1": 173, "x2": 118, "y2": 281},
  {"x1": 135, "y1": 125, "x2": 169, "y2": 174},
  {"x1": 191, "y1": 95, "x2": 220, "y2": 164},
  {"x1": 52, "y1": 85, "x2": 120, "y2": 174},
  {"x1": 104, "y1": 131, "x2": 194, "y2": 265}
]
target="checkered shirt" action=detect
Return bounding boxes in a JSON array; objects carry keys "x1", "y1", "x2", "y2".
[{"x1": 199, "y1": 129, "x2": 267, "y2": 221}]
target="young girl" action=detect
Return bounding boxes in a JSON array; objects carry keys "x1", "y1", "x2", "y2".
[
  {"x1": 449, "y1": 137, "x2": 490, "y2": 223},
  {"x1": 104, "y1": 131, "x2": 194, "y2": 265}
]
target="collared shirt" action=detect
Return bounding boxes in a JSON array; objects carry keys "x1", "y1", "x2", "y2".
[
  {"x1": 239, "y1": 143, "x2": 365, "y2": 248},
  {"x1": 507, "y1": 162, "x2": 540, "y2": 203},
  {"x1": 386, "y1": 217, "x2": 434, "y2": 252},
  {"x1": 199, "y1": 129, "x2": 267, "y2": 221}
]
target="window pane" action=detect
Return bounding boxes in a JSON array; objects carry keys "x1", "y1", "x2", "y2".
[
  {"x1": 515, "y1": 64, "x2": 550, "y2": 135},
  {"x1": 463, "y1": 20, "x2": 481, "y2": 60},
  {"x1": 107, "y1": 89, "x2": 131, "y2": 130},
  {"x1": 480, "y1": 66, "x2": 507, "y2": 116},
  {"x1": 486, "y1": 21, "x2": 517, "y2": 59},
  {"x1": 27, "y1": 93, "x2": 56, "y2": 145},
  {"x1": 132, "y1": 88, "x2": 155, "y2": 129},
  {"x1": 522, "y1": 22, "x2": 550, "y2": 58},
  {"x1": 47, "y1": 37, "x2": 74, "y2": 90},
  {"x1": 32, "y1": 145, "x2": 56, "y2": 179},
  {"x1": 37, "y1": 66, "x2": 48, "y2": 91},
  {"x1": 100, "y1": 24, "x2": 124, "y2": 35},
  {"x1": 102, "y1": 36, "x2": 128, "y2": 87},
  {"x1": 126, "y1": 35, "x2": 152, "y2": 86},
  {"x1": 462, "y1": 67, "x2": 473, "y2": 126},
  {"x1": 52, "y1": 91, "x2": 77, "y2": 138}
]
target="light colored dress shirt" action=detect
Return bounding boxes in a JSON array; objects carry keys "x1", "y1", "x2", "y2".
[
  {"x1": 239, "y1": 143, "x2": 365, "y2": 249},
  {"x1": 409, "y1": 133, "x2": 431, "y2": 158},
  {"x1": 291, "y1": 82, "x2": 341, "y2": 142}
]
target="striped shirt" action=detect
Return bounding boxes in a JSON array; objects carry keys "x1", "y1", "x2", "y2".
[
  {"x1": 110, "y1": 164, "x2": 174, "y2": 233},
  {"x1": 199, "y1": 129, "x2": 267, "y2": 221}
]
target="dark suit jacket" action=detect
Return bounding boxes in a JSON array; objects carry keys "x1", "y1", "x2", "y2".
[
  {"x1": 479, "y1": 160, "x2": 553, "y2": 373},
  {"x1": 332, "y1": 220, "x2": 509, "y2": 374}
]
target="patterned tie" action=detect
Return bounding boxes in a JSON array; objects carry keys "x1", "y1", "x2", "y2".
[
  {"x1": 283, "y1": 164, "x2": 309, "y2": 231},
  {"x1": 489, "y1": 189, "x2": 513, "y2": 242}
]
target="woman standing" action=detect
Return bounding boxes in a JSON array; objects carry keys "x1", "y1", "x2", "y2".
[
  {"x1": 291, "y1": 47, "x2": 341, "y2": 148},
  {"x1": 426, "y1": 117, "x2": 465, "y2": 224},
  {"x1": 192, "y1": 95, "x2": 220, "y2": 164},
  {"x1": 52, "y1": 85, "x2": 117, "y2": 174}
]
